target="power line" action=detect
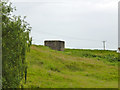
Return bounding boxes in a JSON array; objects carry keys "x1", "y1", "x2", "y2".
[
  {"x1": 32, "y1": 30, "x2": 118, "y2": 50},
  {"x1": 34, "y1": 30, "x2": 102, "y2": 42}
]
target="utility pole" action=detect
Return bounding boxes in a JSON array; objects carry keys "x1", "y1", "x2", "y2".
[{"x1": 102, "y1": 41, "x2": 106, "y2": 50}]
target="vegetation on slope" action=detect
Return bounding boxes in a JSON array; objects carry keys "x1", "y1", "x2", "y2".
[
  {"x1": 64, "y1": 49, "x2": 118, "y2": 66},
  {"x1": 21, "y1": 45, "x2": 118, "y2": 88},
  {"x1": 2, "y1": 1, "x2": 32, "y2": 88}
]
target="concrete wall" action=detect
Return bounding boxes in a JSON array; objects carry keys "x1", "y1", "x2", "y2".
[{"x1": 44, "y1": 40, "x2": 65, "y2": 51}]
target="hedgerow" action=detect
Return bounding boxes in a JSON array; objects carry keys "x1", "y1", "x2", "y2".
[{"x1": 2, "y1": 1, "x2": 32, "y2": 88}]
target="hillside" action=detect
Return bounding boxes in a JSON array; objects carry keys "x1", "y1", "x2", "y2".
[{"x1": 21, "y1": 45, "x2": 118, "y2": 88}]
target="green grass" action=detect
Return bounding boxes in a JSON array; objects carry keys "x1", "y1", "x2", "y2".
[
  {"x1": 21, "y1": 45, "x2": 118, "y2": 88},
  {"x1": 64, "y1": 49, "x2": 118, "y2": 66}
]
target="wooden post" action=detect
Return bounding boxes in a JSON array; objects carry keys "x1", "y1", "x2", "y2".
[{"x1": 25, "y1": 66, "x2": 27, "y2": 83}]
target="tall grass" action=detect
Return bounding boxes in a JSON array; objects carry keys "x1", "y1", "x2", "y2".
[{"x1": 21, "y1": 45, "x2": 118, "y2": 88}]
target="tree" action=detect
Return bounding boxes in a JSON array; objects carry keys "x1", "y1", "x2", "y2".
[{"x1": 2, "y1": 1, "x2": 32, "y2": 88}]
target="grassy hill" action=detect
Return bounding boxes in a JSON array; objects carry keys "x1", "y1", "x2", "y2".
[{"x1": 21, "y1": 45, "x2": 118, "y2": 88}]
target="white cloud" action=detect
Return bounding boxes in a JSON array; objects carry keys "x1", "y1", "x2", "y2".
[{"x1": 11, "y1": 0, "x2": 118, "y2": 49}]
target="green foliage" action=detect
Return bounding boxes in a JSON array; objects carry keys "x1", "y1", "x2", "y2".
[
  {"x1": 21, "y1": 45, "x2": 118, "y2": 88},
  {"x1": 64, "y1": 49, "x2": 118, "y2": 66},
  {"x1": 2, "y1": 1, "x2": 32, "y2": 88}
]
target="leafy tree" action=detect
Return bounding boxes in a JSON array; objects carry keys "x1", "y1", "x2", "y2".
[{"x1": 2, "y1": 1, "x2": 32, "y2": 88}]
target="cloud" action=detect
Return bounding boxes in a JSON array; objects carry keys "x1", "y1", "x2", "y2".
[
  {"x1": 11, "y1": 0, "x2": 118, "y2": 49},
  {"x1": 12, "y1": 0, "x2": 118, "y2": 12}
]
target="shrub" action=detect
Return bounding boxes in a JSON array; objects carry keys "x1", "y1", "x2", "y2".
[{"x1": 2, "y1": 1, "x2": 32, "y2": 88}]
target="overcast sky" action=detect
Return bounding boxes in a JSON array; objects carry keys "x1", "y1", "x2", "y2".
[{"x1": 10, "y1": 0, "x2": 118, "y2": 50}]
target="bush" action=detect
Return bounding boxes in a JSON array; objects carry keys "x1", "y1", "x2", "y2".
[{"x1": 2, "y1": 1, "x2": 32, "y2": 88}]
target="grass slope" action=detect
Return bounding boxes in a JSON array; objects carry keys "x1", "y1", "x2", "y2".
[{"x1": 21, "y1": 45, "x2": 118, "y2": 88}]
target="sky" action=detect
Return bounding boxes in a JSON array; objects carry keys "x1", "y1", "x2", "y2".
[{"x1": 9, "y1": 0, "x2": 118, "y2": 50}]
